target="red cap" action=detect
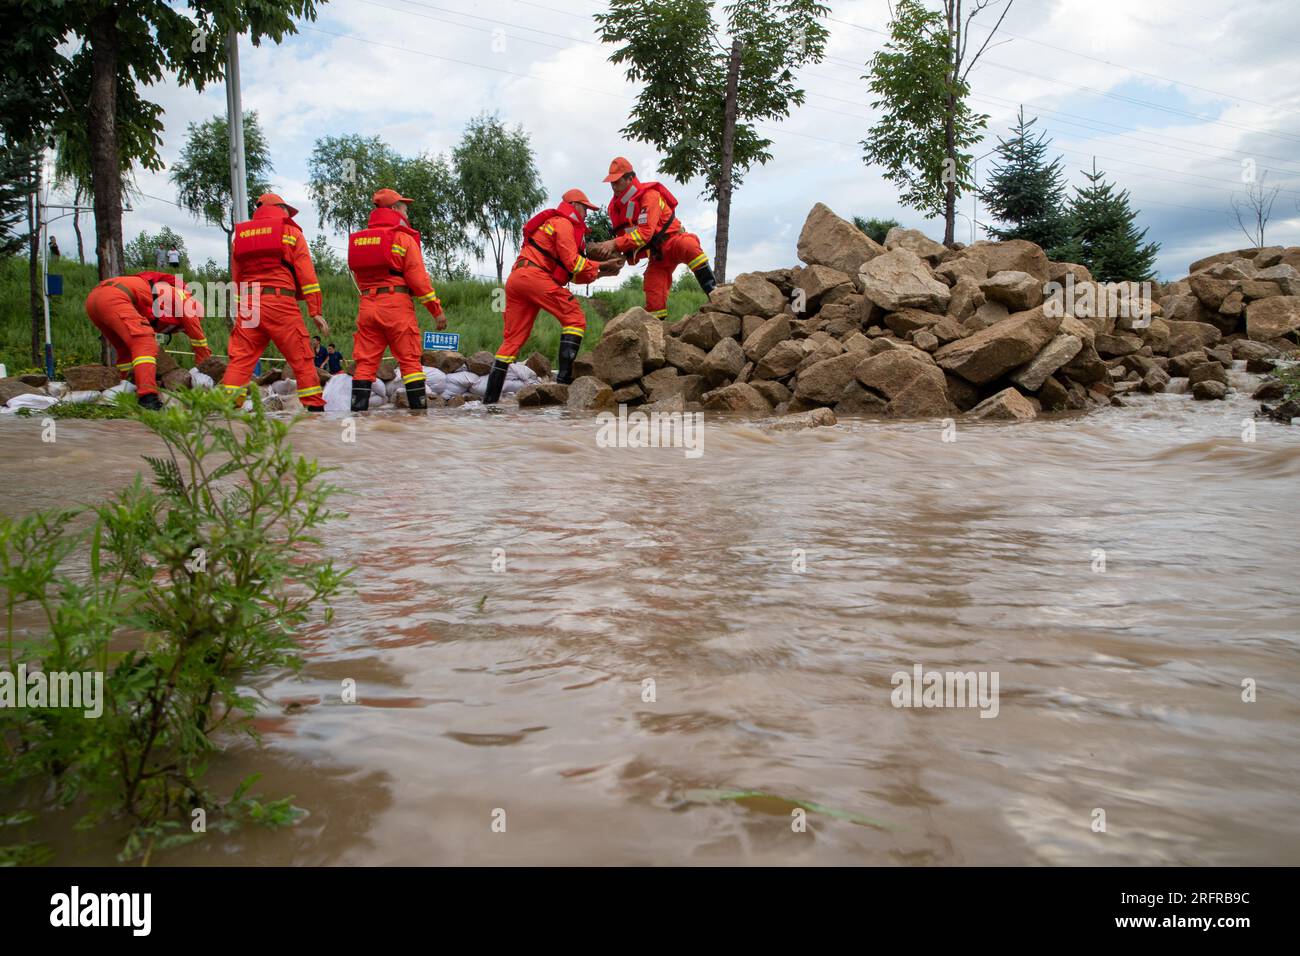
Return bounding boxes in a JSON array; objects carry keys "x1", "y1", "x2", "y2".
[
  {"x1": 373, "y1": 188, "x2": 415, "y2": 208},
  {"x1": 562, "y1": 188, "x2": 595, "y2": 209},
  {"x1": 603, "y1": 157, "x2": 634, "y2": 183},
  {"x1": 256, "y1": 192, "x2": 298, "y2": 217}
]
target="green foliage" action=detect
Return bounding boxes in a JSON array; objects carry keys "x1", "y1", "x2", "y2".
[
  {"x1": 585, "y1": 208, "x2": 615, "y2": 245},
  {"x1": 981, "y1": 108, "x2": 1070, "y2": 250},
  {"x1": 124, "y1": 227, "x2": 190, "y2": 272},
  {"x1": 1056, "y1": 162, "x2": 1160, "y2": 282},
  {"x1": 853, "y1": 216, "x2": 900, "y2": 245},
  {"x1": 308, "y1": 136, "x2": 478, "y2": 279},
  {"x1": 308, "y1": 235, "x2": 346, "y2": 276},
  {"x1": 596, "y1": 0, "x2": 829, "y2": 201},
  {"x1": 862, "y1": 0, "x2": 988, "y2": 221},
  {"x1": 170, "y1": 111, "x2": 274, "y2": 238},
  {"x1": 0, "y1": 388, "x2": 346, "y2": 862},
  {"x1": 0, "y1": 141, "x2": 37, "y2": 258},
  {"x1": 454, "y1": 113, "x2": 546, "y2": 281}
]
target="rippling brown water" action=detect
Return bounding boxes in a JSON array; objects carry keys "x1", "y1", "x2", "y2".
[{"x1": 3, "y1": 373, "x2": 1299, "y2": 865}]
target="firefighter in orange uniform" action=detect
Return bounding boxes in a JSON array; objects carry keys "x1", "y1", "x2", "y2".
[
  {"x1": 347, "y1": 188, "x2": 447, "y2": 412},
  {"x1": 84, "y1": 271, "x2": 210, "y2": 410},
  {"x1": 483, "y1": 189, "x2": 623, "y2": 405},
  {"x1": 592, "y1": 157, "x2": 715, "y2": 321},
  {"x1": 222, "y1": 193, "x2": 328, "y2": 410}
]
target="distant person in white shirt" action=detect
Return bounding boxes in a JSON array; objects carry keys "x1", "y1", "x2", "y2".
[
  {"x1": 167, "y1": 247, "x2": 181, "y2": 268},
  {"x1": 155, "y1": 245, "x2": 166, "y2": 268}
]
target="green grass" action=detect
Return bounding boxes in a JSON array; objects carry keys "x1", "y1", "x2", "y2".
[{"x1": 1, "y1": 257, "x2": 707, "y2": 376}]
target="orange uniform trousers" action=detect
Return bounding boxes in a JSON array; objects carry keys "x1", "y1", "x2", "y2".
[
  {"x1": 221, "y1": 293, "x2": 324, "y2": 408},
  {"x1": 352, "y1": 291, "x2": 425, "y2": 387},
  {"x1": 85, "y1": 283, "x2": 160, "y2": 396},
  {"x1": 496, "y1": 262, "x2": 587, "y2": 362},
  {"x1": 642, "y1": 231, "x2": 708, "y2": 319}
]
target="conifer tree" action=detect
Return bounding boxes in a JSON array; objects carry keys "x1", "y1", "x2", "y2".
[
  {"x1": 981, "y1": 107, "x2": 1069, "y2": 251},
  {"x1": 1056, "y1": 161, "x2": 1159, "y2": 282}
]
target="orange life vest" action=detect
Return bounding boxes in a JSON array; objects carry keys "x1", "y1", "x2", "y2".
[
  {"x1": 608, "y1": 179, "x2": 679, "y2": 255},
  {"x1": 348, "y1": 207, "x2": 421, "y2": 287},
  {"x1": 521, "y1": 202, "x2": 588, "y2": 284},
  {"x1": 231, "y1": 207, "x2": 301, "y2": 291}
]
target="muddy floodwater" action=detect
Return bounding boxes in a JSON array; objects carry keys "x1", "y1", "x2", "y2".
[{"x1": 3, "y1": 379, "x2": 1299, "y2": 866}]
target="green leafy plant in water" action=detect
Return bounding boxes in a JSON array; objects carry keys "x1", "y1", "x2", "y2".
[{"x1": 0, "y1": 388, "x2": 349, "y2": 862}]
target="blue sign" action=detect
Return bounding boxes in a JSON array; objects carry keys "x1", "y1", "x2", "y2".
[
  {"x1": 46, "y1": 274, "x2": 63, "y2": 296},
  {"x1": 422, "y1": 331, "x2": 460, "y2": 351}
]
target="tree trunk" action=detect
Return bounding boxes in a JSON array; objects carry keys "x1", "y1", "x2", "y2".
[
  {"x1": 943, "y1": 90, "x2": 956, "y2": 247},
  {"x1": 87, "y1": 9, "x2": 124, "y2": 280},
  {"x1": 28, "y1": 167, "x2": 41, "y2": 367},
  {"x1": 714, "y1": 38, "x2": 742, "y2": 284},
  {"x1": 73, "y1": 187, "x2": 85, "y2": 263}
]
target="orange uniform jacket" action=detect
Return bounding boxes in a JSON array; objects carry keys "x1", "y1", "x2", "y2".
[
  {"x1": 612, "y1": 185, "x2": 685, "y2": 264},
  {"x1": 355, "y1": 226, "x2": 443, "y2": 317},
  {"x1": 102, "y1": 275, "x2": 211, "y2": 361},
  {"x1": 520, "y1": 213, "x2": 601, "y2": 285},
  {"x1": 231, "y1": 208, "x2": 323, "y2": 316}
]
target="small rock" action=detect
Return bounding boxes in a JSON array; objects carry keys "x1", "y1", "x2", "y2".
[
  {"x1": 968, "y1": 387, "x2": 1038, "y2": 421},
  {"x1": 1191, "y1": 380, "x2": 1228, "y2": 401},
  {"x1": 516, "y1": 382, "x2": 570, "y2": 407},
  {"x1": 566, "y1": 376, "x2": 614, "y2": 410}
]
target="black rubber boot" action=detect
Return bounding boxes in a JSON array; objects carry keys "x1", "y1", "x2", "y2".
[
  {"x1": 483, "y1": 360, "x2": 510, "y2": 405},
  {"x1": 138, "y1": 393, "x2": 163, "y2": 411},
  {"x1": 351, "y1": 379, "x2": 373, "y2": 412},
  {"x1": 405, "y1": 379, "x2": 428, "y2": 410},
  {"x1": 555, "y1": 333, "x2": 582, "y2": 385},
  {"x1": 692, "y1": 262, "x2": 717, "y2": 296}
]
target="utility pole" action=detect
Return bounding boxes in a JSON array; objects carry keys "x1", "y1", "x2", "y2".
[
  {"x1": 714, "y1": 37, "x2": 742, "y2": 285},
  {"x1": 226, "y1": 30, "x2": 249, "y2": 235}
]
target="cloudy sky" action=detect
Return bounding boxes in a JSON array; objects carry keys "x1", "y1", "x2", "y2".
[{"x1": 43, "y1": 0, "x2": 1300, "y2": 283}]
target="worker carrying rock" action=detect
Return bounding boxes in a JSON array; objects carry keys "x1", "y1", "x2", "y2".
[
  {"x1": 83, "y1": 271, "x2": 209, "y2": 410},
  {"x1": 221, "y1": 192, "x2": 328, "y2": 411},
  {"x1": 587, "y1": 157, "x2": 715, "y2": 320},
  {"x1": 347, "y1": 188, "x2": 447, "y2": 412},
  {"x1": 483, "y1": 189, "x2": 623, "y2": 405}
]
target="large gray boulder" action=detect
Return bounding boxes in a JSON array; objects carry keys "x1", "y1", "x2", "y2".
[
  {"x1": 934, "y1": 305, "x2": 1063, "y2": 384},
  {"x1": 730, "y1": 273, "x2": 786, "y2": 318},
  {"x1": 796, "y1": 202, "x2": 886, "y2": 276},
  {"x1": 591, "y1": 329, "x2": 644, "y2": 385},
  {"x1": 1010, "y1": 334, "x2": 1083, "y2": 391},
  {"x1": 859, "y1": 248, "x2": 951, "y2": 313},
  {"x1": 854, "y1": 350, "x2": 950, "y2": 418},
  {"x1": 1246, "y1": 296, "x2": 1300, "y2": 340}
]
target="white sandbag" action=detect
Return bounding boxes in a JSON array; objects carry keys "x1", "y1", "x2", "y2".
[
  {"x1": 423, "y1": 367, "x2": 446, "y2": 395},
  {"x1": 468, "y1": 375, "x2": 488, "y2": 399},
  {"x1": 62, "y1": 390, "x2": 101, "y2": 405},
  {"x1": 371, "y1": 378, "x2": 388, "y2": 402},
  {"x1": 322, "y1": 373, "x2": 352, "y2": 412},
  {"x1": 103, "y1": 380, "x2": 136, "y2": 396},
  {"x1": 501, "y1": 377, "x2": 523, "y2": 396},
  {"x1": 507, "y1": 362, "x2": 539, "y2": 385},
  {"x1": 271, "y1": 378, "x2": 296, "y2": 396},
  {"x1": 4, "y1": 393, "x2": 59, "y2": 411},
  {"x1": 440, "y1": 369, "x2": 478, "y2": 399},
  {"x1": 188, "y1": 368, "x2": 214, "y2": 390},
  {"x1": 47, "y1": 381, "x2": 68, "y2": 398}
]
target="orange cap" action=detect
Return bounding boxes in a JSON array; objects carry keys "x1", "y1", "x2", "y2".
[
  {"x1": 603, "y1": 157, "x2": 634, "y2": 183},
  {"x1": 562, "y1": 188, "x2": 595, "y2": 209},
  {"x1": 373, "y1": 188, "x2": 414, "y2": 208},
  {"x1": 255, "y1": 192, "x2": 298, "y2": 217}
]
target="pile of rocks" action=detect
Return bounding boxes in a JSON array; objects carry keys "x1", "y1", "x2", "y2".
[{"x1": 511, "y1": 203, "x2": 1298, "y2": 421}]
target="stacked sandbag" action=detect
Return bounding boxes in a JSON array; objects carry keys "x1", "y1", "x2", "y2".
[
  {"x1": 572, "y1": 203, "x2": 1297, "y2": 420},
  {"x1": 0, "y1": 359, "x2": 221, "y2": 414}
]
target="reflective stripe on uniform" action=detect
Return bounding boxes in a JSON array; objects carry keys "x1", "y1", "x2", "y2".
[
  {"x1": 560, "y1": 326, "x2": 585, "y2": 337},
  {"x1": 391, "y1": 245, "x2": 406, "y2": 256},
  {"x1": 571, "y1": 255, "x2": 587, "y2": 278},
  {"x1": 416, "y1": 290, "x2": 439, "y2": 304},
  {"x1": 688, "y1": 253, "x2": 709, "y2": 270},
  {"x1": 300, "y1": 283, "x2": 321, "y2": 294},
  {"x1": 132, "y1": 355, "x2": 156, "y2": 366},
  {"x1": 627, "y1": 228, "x2": 645, "y2": 248},
  {"x1": 281, "y1": 234, "x2": 297, "y2": 245},
  {"x1": 191, "y1": 338, "x2": 208, "y2": 347},
  {"x1": 297, "y1": 385, "x2": 323, "y2": 397},
  {"x1": 494, "y1": 354, "x2": 516, "y2": 363},
  {"x1": 401, "y1": 371, "x2": 426, "y2": 384},
  {"x1": 649, "y1": 309, "x2": 669, "y2": 319}
]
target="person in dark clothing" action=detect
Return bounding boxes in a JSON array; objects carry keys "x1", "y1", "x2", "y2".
[
  {"x1": 48, "y1": 236, "x2": 60, "y2": 260},
  {"x1": 312, "y1": 335, "x2": 328, "y2": 370},
  {"x1": 325, "y1": 343, "x2": 344, "y2": 374}
]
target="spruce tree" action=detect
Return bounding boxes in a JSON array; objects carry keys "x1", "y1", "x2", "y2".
[
  {"x1": 1058, "y1": 161, "x2": 1160, "y2": 282},
  {"x1": 981, "y1": 107, "x2": 1069, "y2": 251},
  {"x1": 0, "y1": 139, "x2": 38, "y2": 258}
]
